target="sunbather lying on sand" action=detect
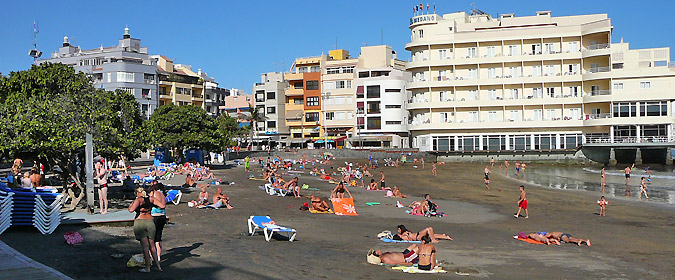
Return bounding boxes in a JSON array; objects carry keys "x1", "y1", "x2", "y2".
[
  {"x1": 545, "y1": 232, "x2": 591, "y2": 246},
  {"x1": 526, "y1": 232, "x2": 560, "y2": 245},
  {"x1": 310, "y1": 195, "x2": 330, "y2": 212},
  {"x1": 367, "y1": 243, "x2": 420, "y2": 265},
  {"x1": 384, "y1": 186, "x2": 407, "y2": 198},
  {"x1": 393, "y1": 225, "x2": 453, "y2": 243}
]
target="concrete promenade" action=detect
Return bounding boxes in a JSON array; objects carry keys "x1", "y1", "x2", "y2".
[{"x1": 0, "y1": 239, "x2": 72, "y2": 280}]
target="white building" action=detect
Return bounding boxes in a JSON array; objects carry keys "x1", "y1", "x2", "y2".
[
  {"x1": 405, "y1": 10, "x2": 675, "y2": 152},
  {"x1": 253, "y1": 72, "x2": 288, "y2": 140}
]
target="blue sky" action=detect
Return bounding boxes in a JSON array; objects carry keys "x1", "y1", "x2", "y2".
[{"x1": 1, "y1": 0, "x2": 674, "y2": 92}]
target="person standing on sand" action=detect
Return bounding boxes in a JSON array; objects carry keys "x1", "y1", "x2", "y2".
[
  {"x1": 421, "y1": 157, "x2": 425, "y2": 169},
  {"x1": 598, "y1": 196, "x2": 608, "y2": 216},
  {"x1": 95, "y1": 161, "x2": 109, "y2": 214},
  {"x1": 379, "y1": 171, "x2": 386, "y2": 189},
  {"x1": 600, "y1": 167, "x2": 606, "y2": 193},
  {"x1": 484, "y1": 166, "x2": 490, "y2": 189},
  {"x1": 639, "y1": 177, "x2": 649, "y2": 200},
  {"x1": 624, "y1": 165, "x2": 632, "y2": 196},
  {"x1": 244, "y1": 156, "x2": 250, "y2": 172},
  {"x1": 490, "y1": 157, "x2": 495, "y2": 168},
  {"x1": 432, "y1": 162, "x2": 437, "y2": 176},
  {"x1": 515, "y1": 185, "x2": 528, "y2": 218},
  {"x1": 514, "y1": 162, "x2": 521, "y2": 178},
  {"x1": 504, "y1": 160, "x2": 510, "y2": 174}
]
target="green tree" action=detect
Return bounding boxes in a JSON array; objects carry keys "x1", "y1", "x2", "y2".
[
  {"x1": 0, "y1": 63, "x2": 146, "y2": 210},
  {"x1": 243, "y1": 104, "x2": 267, "y2": 147},
  {"x1": 214, "y1": 114, "x2": 243, "y2": 148},
  {"x1": 144, "y1": 103, "x2": 218, "y2": 161}
]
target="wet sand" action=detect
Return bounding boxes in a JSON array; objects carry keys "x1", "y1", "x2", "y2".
[{"x1": 1, "y1": 159, "x2": 674, "y2": 279}]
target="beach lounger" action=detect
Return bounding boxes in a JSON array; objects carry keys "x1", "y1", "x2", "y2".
[
  {"x1": 247, "y1": 216, "x2": 296, "y2": 242},
  {"x1": 264, "y1": 184, "x2": 290, "y2": 197},
  {"x1": 166, "y1": 190, "x2": 182, "y2": 205}
]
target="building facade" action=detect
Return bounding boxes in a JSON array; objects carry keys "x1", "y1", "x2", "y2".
[
  {"x1": 37, "y1": 27, "x2": 158, "y2": 117},
  {"x1": 154, "y1": 55, "x2": 205, "y2": 108},
  {"x1": 284, "y1": 57, "x2": 323, "y2": 143},
  {"x1": 321, "y1": 49, "x2": 357, "y2": 147},
  {"x1": 253, "y1": 72, "x2": 288, "y2": 139},
  {"x1": 353, "y1": 45, "x2": 410, "y2": 148},
  {"x1": 405, "y1": 11, "x2": 675, "y2": 152},
  {"x1": 201, "y1": 69, "x2": 229, "y2": 117}
]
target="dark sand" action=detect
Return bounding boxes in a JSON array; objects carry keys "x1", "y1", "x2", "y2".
[{"x1": 1, "y1": 159, "x2": 674, "y2": 279}]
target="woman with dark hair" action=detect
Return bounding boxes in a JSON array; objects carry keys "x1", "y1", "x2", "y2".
[
  {"x1": 416, "y1": 235, "x2": 437, "y2": 271},
  {"x1": 330, "y1": 182, "x2": 352, "y2": 199},
  {"x1": 393, "y1": 225, "x2": 453, "y2": 243},
  {"x1": 128, "y1": 187, "x2": 162, "y2": 272},
  {"x1": 148, "y1": 183, "x2": 167, "y2": 262}
]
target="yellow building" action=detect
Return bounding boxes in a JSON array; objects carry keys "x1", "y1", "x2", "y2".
[
  {"x1": 284, "y1": 56, "x2": 323, "y2": 143},
  {"x1": 154, "y1": 55, "x2": 204, "y2": 107}
]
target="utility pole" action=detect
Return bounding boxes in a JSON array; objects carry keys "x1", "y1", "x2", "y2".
[{"x1": 85, "y1": 133, "x2": 94, "y2": 214}]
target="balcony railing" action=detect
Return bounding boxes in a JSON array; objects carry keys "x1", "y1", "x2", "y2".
[
  {"x1": 588, "y1": 90, "x2": 611, "y2": 96},
  {"x1": 585, "y1": 136, "x2": 671, "y2": 144},
  {"x1": 585, "y1": 43, "x2": 610, "y2": 50},
  {"x1": 588, "y1": 66, "x2": 610, "y2": 73},
  {"x1": 585, "y1": 113, "x2": 611, "y2": 120}
]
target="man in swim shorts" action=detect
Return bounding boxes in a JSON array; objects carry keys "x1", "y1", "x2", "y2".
[
  {"x1": 515, "y1": 185, "x2": 528, "y2": 218},
  {"x1": 367, "y1": 243, "x2": 419, "y2": 265}
]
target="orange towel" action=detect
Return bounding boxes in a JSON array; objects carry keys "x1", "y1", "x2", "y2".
[
  {"x1": 331, "y1": 197, "x2": 358, "y2": 216},
  {"x1": 514, "y1": 236, "x2": 546, "y2": 244}
]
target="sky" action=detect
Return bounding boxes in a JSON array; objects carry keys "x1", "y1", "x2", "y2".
[{"x1": 1, "y1": 0, "x2": 674, "y2": 92}]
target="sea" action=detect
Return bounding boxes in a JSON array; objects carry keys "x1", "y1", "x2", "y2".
[{"x1": 504, "y1": 164, "x2": 675, "y2": 205}]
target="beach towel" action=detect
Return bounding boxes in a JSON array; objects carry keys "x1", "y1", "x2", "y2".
[
  {"x1": 309, "y1": 208, "x2": 333, "y2": 214},
  {"x1": 513, "y1": 235, "x2": 546, "y2": 244},
  {"x1": 392, "y1": 266, "x2": 447, "y2": 274},
  {"x1": 331, "y1": 197, "x2": 358, "y2": 216},
  {"x1": 365, "y1": 202, "x2": 380, "y2": 206},
  {"x1": 380, "y1": 238, "x2": 421, "y2": 243},
  {"x1": 249, "y1": 177, "x2": 267, "y2": 181}
]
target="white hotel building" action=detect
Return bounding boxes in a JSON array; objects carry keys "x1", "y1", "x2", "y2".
[{"x1": 406, "y1": 11, "x2": 675, "y2": 152}]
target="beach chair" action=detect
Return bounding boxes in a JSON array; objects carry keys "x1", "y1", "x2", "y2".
[
  {"x1": 264, "y1": 183, "x2": 289, "y2": 197},
  {"x1": 247, "y1": 216, "x2": 296, "y2": 242},
  {"x1": 165, "y1": 190, "x2": 182, "y2": 205}
]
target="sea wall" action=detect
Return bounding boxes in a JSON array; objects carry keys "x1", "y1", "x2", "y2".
[{"x1": 437, "y1": 150, "x2": 589, "y2": 165}]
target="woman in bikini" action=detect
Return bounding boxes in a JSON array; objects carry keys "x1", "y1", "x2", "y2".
[
  {"x1": 310, "y1": 195, "x2": 330, "y2": 212},
  {"x1": 368, "y1": 179, "x2": 378, "y2": 190},
  {"x1": 128, "y1": 187, "x2": 162, "y2": 273},
  {"x1": 148, "y1": 184, "x2": 167, "y2": 262},
  {"x1": 330, "y1": 182, "x2": 352, "y2": 199},
  {"x1": 393, "y1": 225, "x2": 453, "y2": 243},
  {"x1": 197, "y1": 187, "x2": 209, "y2": 206},
  {"x1": 416, "y1": 235, "x2": 437, "y2": 271}
]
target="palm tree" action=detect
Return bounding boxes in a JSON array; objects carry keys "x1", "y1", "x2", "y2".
[{"x1": 244, "y1": 105, "x2": 267, "y2": 148}]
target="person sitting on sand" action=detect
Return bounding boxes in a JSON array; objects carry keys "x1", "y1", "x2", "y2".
[
  {"x1": 197, "y1": 187, "x2": 209, "y2": 206},
  {"x1": 330, "y1": 182, "x2": 352, "y2": 199},
  {"x1": 284, "y1": 177, "x2": 300, "y2": 198},
  {"x1": 525, "y1": 232, "x2": 560, "y2": 245},
  {"x1": 545, "y1": 232, "x2": 590, "y2": 247},
  {"x1": 416, "y1": 235, "x2": 437, "y2": 271},
  {"x1": 367, "y1": 179, "x2": 378, "y2": 190},
  {"x1": 363, "y1": 169, "x2": 373, "y2": 177},
  {"x1": 367, "y1": 243, "x2": 420, "y2": 266},
  {"x1": 392, "y1": 186, "x2": 407, "y2": 198},
  {"x1": 210, "y1": 187, "x2": 234, "y2": 209},
  {"x1": 393, "y1": 225, "x2": 453, "y2": 243},
  {"x1": 310, "y1": 195, "x2": 331, "y2": 212}
]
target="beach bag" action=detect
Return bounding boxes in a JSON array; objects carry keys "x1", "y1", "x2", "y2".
[
  {"x1": 377, "y1": 230, "x2": 393, "y2": 240},
  {"x1": 187, "y1": 200, "x2": 196, "y2": 207},
  {"x1": 367, "y1": 249, "x2": 381, "y2": 265},
  {"x1": 63, "y1": 232, "x2": 83, "y2": 245},
  {"x1": 299, "y1": 202, "x2": 309, "y2": 211},
  {"x1": 126, "y1": 254, "x2": 151, "y2": 267}
]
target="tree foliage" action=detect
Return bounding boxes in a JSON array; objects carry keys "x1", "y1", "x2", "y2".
[
  {"x1": 0, "y1": 63, "x2": 146, "y2": 210},
  {"x1": 144, "y1": 103, "x2": 219, "y2": 154}
]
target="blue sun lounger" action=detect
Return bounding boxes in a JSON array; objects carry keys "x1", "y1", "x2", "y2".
[{"x1": 247, "y1": 216, "x2": 296, "y2": 242}]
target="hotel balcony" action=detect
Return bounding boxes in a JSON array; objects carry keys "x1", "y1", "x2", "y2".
[
  {"x1": 406, "y1": 51, "x2": 583, "y2": 70},
  {"x1": 408, "y1": 118, "x2": 584, "y2": 131},
  {"x1": 285, "y1": 88, "x2": 304, "y2": 96},
  {"x1": 582, "y1": 43, "x2": 611, "y2": 57},
  {"x1": 583, "y1": 114, "x2": 673, "y2": 126},
  {"x1": 407, "y1": 95, "x2": 584, "y2": 110},
  {"x1": 284, "y1": 72, "x2": 303, "y2": 81}
]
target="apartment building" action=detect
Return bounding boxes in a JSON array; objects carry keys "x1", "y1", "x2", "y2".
[
  {"x1": 154, "y1": 55, "x2": 204, "y2": 108},
  {"x1": 200, "y1": 70, "x2": 229, "y2": 117},
  {"x1": 406, "y1": 10, "x2": 675, "y2": 152},
  {"x1": 353, "y1": 45, "x2": 410, "y2": 148},
  {"x1": 37, "y1": 27, "x2": 158, "y2": 117},
  {"x1": 253, "y1": 72, "x2": 288, "y2": 139},
  {"x1": 284, "y1": 57, "x2": 322, "y2": 143},
  {"x1": 322, "y1": 49, "x2": 357, "y2": 147},
  {"x1": 221, "y1": 95, "x2": 253, "y2": 126}
]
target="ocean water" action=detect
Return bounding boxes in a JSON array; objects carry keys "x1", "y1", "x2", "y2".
[{"x1": 502, "y1": 165, "x2": 675, "y2": 204}]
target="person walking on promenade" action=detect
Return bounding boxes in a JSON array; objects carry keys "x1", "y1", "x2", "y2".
[{"x1": 515, "y1": 185, "x2": 528, "y2": 219}]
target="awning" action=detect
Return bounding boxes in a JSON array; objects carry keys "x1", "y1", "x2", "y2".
[{"x1": 314, "y1": 139, "x2": 335, "y2": 143}]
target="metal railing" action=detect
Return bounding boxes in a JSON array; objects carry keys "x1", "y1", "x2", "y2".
[
  {"x1": 585, "y1": 113, "x2": 612, "y2": 120},
  {"x1": 584, "y1": 136, "x2": 671, "y2": 144},
  {"x1": 588, "y1": 66, "x2": 611, "y2": 73},
  {"x1": 588, "y1": 90, "x2": 611, "y2": 96},
  {"x1": 586, "y1": 43, "x2": 610, "y2": 50}
]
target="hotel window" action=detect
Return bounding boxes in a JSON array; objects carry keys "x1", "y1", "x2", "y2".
[
  {"x1": 438, "y1": 49, "x2": 448, "y2": 59},
  {"x1": 468, "y1": 90, "x2": 478, "y2": 100},
  {"x1": 310, "y1": 66, "x2": 320, "y2": 72},
  {"x1": 544, "y1": 43, "x2": 555, "y2": 53},
  {"x1": 488, "y1": 68, "x2": 496, "y2": 79},
  {"x1": 440, "y1": 112, "x2": 449, "y2": 123},
  {"x1": 533, "y1": 87, "x2": 543, "y2": 99},
  {"x1": 326, "y1": 67, "x2": 340, "y2": 74},
  {"x1": 488, "y1": 111, "x2": 498, "y2": 122},
  {"x1": 546, "y1": 87, "x2": 555, "y2": 98},
  {"x1": 306, "y1": 80, "x2": 319, "y2": 90},
  {"x1": 267, "y1": 121, "x2": 276, "y2": 128},
  {"x1": 545, "y1": 109, "x2": 556, "y2": 120},
  {"x1": 468, "y1": 111, "x2": 479, "y2": 122},
  {"x1": 486, "y1": 46, "x2": 496, "y2": 57},
  {"x1": 640, "y1": 101, "x2": 668, "y2": 117},
  {"x1": 510, "y1": 110, "x2": 520, "y2": 121},
  {"x1": 367, "y1": 85, "x2": 380, "y2": 98},
  {"x1": 613, "y1": 83, "x2": 624, "y2": 90},
  {"x1": 118, "y1": 87, "x2": 134, "y2": 95},
  {"x1": 386, "y1": 121, "x2": 402, "y2": 125},
  {"x1": 336, "y1": 80, "x2": 351, "y2": 89},
  {"x1": 306, "y1": 96, "x2": 319, "y2": 106},
  {"x1": 545, "y1": 65, "x2": 555, "y2": 76},
  {"x1": 359, "y1": 71, "x2": 370, "y2": 78},
  {"x1": 509, "y1": 89, "x2": 519, "y2": 99},
  {"x1": 294, "y1": 98, "x2": 303, "y2": 105},
  {"x1": 323, "y1": 81, "x2": 335, "y2": 90},
  {"x1": 509, "y1": 67, "x2": 518, "y2": 77},
  {"x1": 640, "y1": 81, "x2": 651, "y2": 89},
  {"x1": 508, "y1": 45, "x2": 518, "y2": 56},
  {"x1": 418, "y1": 29, "x2": 423, "y2": 38},
  {"x1": 570, "y1": 108, "x2": 581, "y2": 120},
  {"x1": 267, "y1": 91, "x2": 276, "y2": 100},
  {"x1": 488, "y1": 89, "x2": 497, "y2": 100},
  {"x1": 439, "y1": 91, "x2": 447, "y2": 102},
  {"x1": 341, "y1": 66, "x2": 355, "y2": 73},
  {"x1": 533, "y1": 109, "x2": 543, "y2": 121},
  {"x1": 384, "y1": 89, "x2": 400, "y2": 93},
  {"x1": 325, "y1": 112, "x2": 334, "y2": 120},
  {"x1": 565, "y1": 87, "x2": 576, "y2": 97},
  {"x1": 385, "y1": 104, "x2": 402, "y2": 109},
  {"x1": 293, "y1": 81, "x2": 303, "y2": 89},
  {"x1": 266, "y1": 107, "x2": 276, "y2": 114},
  {"x1": 117, "y1": 72, "x2": 134, "y2": 82},
  {"x1": 568, "y1": 41, "x2": 579, "y2": 52},
  {"x1": 334, "y1": 97, "x2": 345, "y2": 105},
  {"x1": 532, "y1": 65, "x2": 541, "y2": 77},
  {"x1": 468, "y1": 69, "x2": 477, "y2": 79},
  {"x1": 367, "y1": 117, "x2": 381, "y2": 130},
  {"x1": 568, "y1": 64, "x2": 579, "y2": 74},
  {"x1": 467, "y1": 47, "x2": 476, "y2": 58},
  {"x1": 613, "y1": 102, "x2": 637, "y2": 117}
]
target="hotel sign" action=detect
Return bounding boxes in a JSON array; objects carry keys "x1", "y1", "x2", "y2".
[{"x1": 410, "y1": 14, "x2": 437, "y2": 26}]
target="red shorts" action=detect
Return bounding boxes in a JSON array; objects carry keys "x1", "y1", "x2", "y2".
[{"x1": 519, "y1": 200, "x2": 527, "y2": 209}]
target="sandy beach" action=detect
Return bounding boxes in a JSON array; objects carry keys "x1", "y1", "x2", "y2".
[{"x1": 1, "y1": 157, "x2": 674, "y2": 279}]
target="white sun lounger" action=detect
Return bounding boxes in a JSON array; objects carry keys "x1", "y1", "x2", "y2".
[{"x1": 247, "y1": 216, "x2": 296, "y2": 242}]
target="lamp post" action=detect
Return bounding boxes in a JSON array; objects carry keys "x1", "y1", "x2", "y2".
[{"x1": 321, "y1": 92, "x2": 330, "y2": 149}]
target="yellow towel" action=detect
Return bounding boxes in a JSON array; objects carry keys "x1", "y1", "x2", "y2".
[{"x1": 308, "y1": 209, "x2": 333, "y2": 214}]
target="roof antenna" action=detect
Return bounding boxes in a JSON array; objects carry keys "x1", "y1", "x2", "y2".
[
  {"x1": 28, "y1": 19, "x2": 42, "y2": 61},
  {"x1": 470, "y1": 3, "x2": 487, "y2": 15}
]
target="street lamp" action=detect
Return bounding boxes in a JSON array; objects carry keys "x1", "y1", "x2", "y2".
[{"x1": 321, "y1": 92, "x2": 331, "y2": 149}]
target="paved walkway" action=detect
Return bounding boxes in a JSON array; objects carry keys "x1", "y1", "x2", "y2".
[{"x1": 0, "y1": 240, "x2": 72, "y2": 280}]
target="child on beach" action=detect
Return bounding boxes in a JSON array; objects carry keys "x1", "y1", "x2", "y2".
[
  {"x1": 484, "y1": 166, "x2": 490, "y2": 189},
  {"x1": 432, "y1": 162, "x2": 437, "y2": 176},
  {"x1": 598, "y1": 196, "x2": 608, "y2": 216}
]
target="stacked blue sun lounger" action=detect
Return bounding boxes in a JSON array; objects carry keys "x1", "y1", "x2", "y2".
[
  {"x1": 0, "y1": 189, "x2": 13, "y2": 235},
  {"x1": 0, "y1": 183, "x2": 65, "y2": 234}
]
